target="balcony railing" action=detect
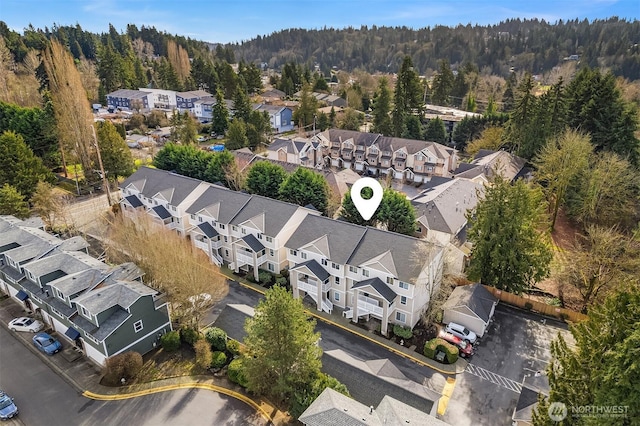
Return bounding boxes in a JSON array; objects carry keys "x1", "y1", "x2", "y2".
[
  {"x1": 298, "y1": 277, "x2": 331, "y2": 294},
  {"x1": 236, "y1": 251, "x2": 267, "y2": 267},
  {"x1": 194, "y1": 240, "x2": 208, "y2": 251},
  {"x1": 357, "y1": 294, "x2": 383, "y2": 316}
]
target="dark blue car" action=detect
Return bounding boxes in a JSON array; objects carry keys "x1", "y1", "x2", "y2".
[
  {"x1": 32, "y1": 332, "x2": 62, "y2": 355},
  {"x1": 0, "y1": 391, "x2": 18, "y2": 420}
]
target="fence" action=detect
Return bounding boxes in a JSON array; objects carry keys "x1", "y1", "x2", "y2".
[{"x1": 481, "y1": 285, "x2": 588, "y2": 323}]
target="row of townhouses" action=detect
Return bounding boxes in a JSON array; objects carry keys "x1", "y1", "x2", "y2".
[
  {"x1": 106, "y1": 88, "x2": 294, "y2": 132},
  {"x1": 0, "y1": 216, "x2": 172, "y2": 366},
  {"x1": 120, "y1": 167, "x2": 444, "y2": 335},
  {"x1": 266, "y1": 129, "x2": 459, "y2": 183}
]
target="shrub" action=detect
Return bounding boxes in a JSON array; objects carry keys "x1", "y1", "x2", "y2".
[
  {"x1": 160, "y1": 331, "x2": 181, "y2": 352},
  {"x1": 227, "y1": 358, "x2": 248, "y2": 387},
  {"x1": 258, "y1": 270, "x2": 273, "y2": 285},
  {"x1": 393, "y1": 324, "x2": 413, "y2": 339},
  {"x1": 211, "y1": 351, "x2": 228, "y2": 368},
  {"x1": 524, "y1": 301, "x2": 533, "y2": 310},
  {"x1": 103, "y1": 351, "x2": 143, "y2": 385},
  {"x1": 194, "y1": 339, "x2": 212, "y2": 370},
  {"x1": 548, "y1": 298, "x2": 562, "y2": 307},
  {"x1": 180, "y1": 327, "x2": 201, "y2": 347},
  {"x1": 424, "y1": 338, "x2": 459, "y2": 364},
  {"x1": 226, "y1": 339, "x2": 240, "y2": 356},
  {"x1": 204, "y1": 327, "x2": 227, "y2": 351},
  {"x1": 290, "y1": 372, "x2": 350, "y2": 419}
]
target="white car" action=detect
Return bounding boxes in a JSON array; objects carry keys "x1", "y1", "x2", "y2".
[
  {"x1": 445, "y1": 322, "x2": 478, "y2": 344},
  {"x1": 8, "y1": 317, "x2": 44, "y2": 333}
]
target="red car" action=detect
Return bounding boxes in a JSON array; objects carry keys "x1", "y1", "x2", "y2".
[{"x1": 438, "y1": 329, "x2": 474, "y2": 358}]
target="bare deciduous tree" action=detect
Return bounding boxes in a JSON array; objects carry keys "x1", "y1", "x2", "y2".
[
  {"x1": 166, "y1": 40, "x2": 191, "y2": 84},
  {"x1": 106, "y1": 213, "x2": 228, "y2": 327}
]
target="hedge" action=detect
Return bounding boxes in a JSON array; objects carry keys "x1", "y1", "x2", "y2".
[
  {"x1": 226, "y1": 339, "x2": 240, "y2": 356},
  {"x1": 204, "y1": 327, "x2": 227, "y2": 351},
  {"x1": 211, "y1": 351, "x2": 228, "y2": 368},
  {"x1": 424, "y1": 337, "x2": 459, "y2": 364},
  {"x1": 393, "y1": 324, "x2": 413, "y2": 339}
]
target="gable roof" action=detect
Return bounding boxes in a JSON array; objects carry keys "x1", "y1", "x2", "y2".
[
  {"x1": 230, "y1": 195, "x2": 303, "y2": 236},
  {"x1": 353, "y1": 277, "x2": 397, "y2": 303},
  {"x1": 186, "y1": 185, "x2": 251, "y2": 223},
  {"x1": 299, "y1": 388, "x2": 378, "y2": 426},
  {"x1": 321, "y1": 349, "x2": 440, "y2": 414},
  {"x1": 442, "y1": 283, "x2": 498, "y2": 323},
  {"x1": 124, "y1": 194, "x2": 144, "y2": 208},
  {"x1": 240, "y1": 233, "x2": 265, "y2": 252},
  {"x1": 151, "y1": 204, "x2": 171, "y2": 220},
  {"x1": 319, "y1": 129, "x2": 381, "y2": 147},
  {"x1": 196, "y1": 222, "x2": 218, "y2": 238},
  {"x1": 291, "y1": 259, "x2": 330, "y2": 281},
  {"x1": 120, "y1": 167, "x2": 203, "y2": 206},
  {"x1": 211, "y1": 304, "x2": 255, "y2": 342},
  {"x1": 74, "y1": 281, "x2": 157, "y2": 314},
  {"x1": 454, "y1": 150, "x2": 526, "y2": 182}
]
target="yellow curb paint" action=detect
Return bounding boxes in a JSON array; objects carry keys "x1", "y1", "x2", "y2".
[
  {"x1": 437, "y1": 377, "x2": 456, "y2": 416},
  {"x1": 83, "y1": 383, "x2": 273, "y2": 423}
]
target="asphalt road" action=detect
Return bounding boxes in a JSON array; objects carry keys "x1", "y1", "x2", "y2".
[{"x1": 0, "y1": 327, "x2": 264, "y2": 426}]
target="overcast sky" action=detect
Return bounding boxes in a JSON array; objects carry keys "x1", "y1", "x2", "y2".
[{"x1": 2, "y1": 0, "x2": 638, "y2": 44}]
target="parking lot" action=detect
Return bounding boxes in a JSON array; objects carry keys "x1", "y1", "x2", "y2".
[{"x1": 443, "y1": 304, "x2": 574, "y2": 426}]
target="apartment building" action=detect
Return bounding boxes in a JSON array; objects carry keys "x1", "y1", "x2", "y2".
[{"x1": 266, "y1": 137, "x2": 324, "y2": 168}]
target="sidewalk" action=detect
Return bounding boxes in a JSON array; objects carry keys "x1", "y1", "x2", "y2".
[{"x1": 0, "y1": 296, "x2": 287, "y2": 425}]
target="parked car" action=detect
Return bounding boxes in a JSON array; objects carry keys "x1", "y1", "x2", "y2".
[
  {"x1": 32, "y1": 332, "x2": 62, "y2": 355},
  {"x1": 438, "y1": 329, "x2": 474, "y2": 358},
  {"x1": 0, "y1": 390, "x2": 18, "y2": 420},
  {"x1": 445, "y1": 322, "x2": 478, "y2": 344},
  {"x1": 8, "y1": 317, "x2": 44, "y2": 333}
]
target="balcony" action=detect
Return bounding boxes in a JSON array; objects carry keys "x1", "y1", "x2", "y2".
[
  {"x1": 357, "y1": 294, "x2": 383, "y2": 316},
  {"x1": 194, "y1": 240, "x2": 209, "y2": 251},
  {"x1": 298, "y1": 277, "x2": 331, "y2": 295},
  {"x1": 236, "y1": 251, "x2": 267, "y2": 267}
]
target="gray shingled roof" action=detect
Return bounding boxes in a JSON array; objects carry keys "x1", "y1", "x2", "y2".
[
  {"x1": 49, "y1": 269, "x2": 105, "y2": 296},
  {"x1": 267, "y1": 138, "x2": 293, "y2": 153},
  {"x1": 348, "y1": 229, "x2": 439, "y2": 284},
  {"x1": 376, "y1": 395, "x2": 447, "y2": 425},
  {"x1": 321, "y1": 349, "x2": 439, "y2": 414},
  {"x1": 230, "y1": 195, "x2": 301, "y2": 237},
  {"x1": 120, "y1": 167, "x2": 203, "y2": 207},
  {"x1": 196, "y1": 222, "x2": 218, "y2": 238},
  {"x1": 186, "y1": 185, "x2": 251, "y2": 223},
  {"x1": 212, "y1": 304, "x2": 254, "y2": 342},
  {"x1": 74, "y1": 281, "x2": 156, "y2": 314},
  {"x1": 284, "y1": 215, "x2": 367, "y2": 265},
  {"x1": 22, "y1": 252, "x2": 92, "y2": 278},
  {"x1": 299, "y1": 388, "x2": 377, "y2": 426},
  {"x1": 241, "y1": 234, "x2": 265, "y2": 252},
  {"x1": 352, "y1": 277, "x2": 397, "y2": 303},
  {"x1": 321, "y1": 129, "x2": 381, "y2": 147},
  {"x1": 442, "y1": 283, "x2": 498, "y2": 323},
  {"x1": 107, "y1": 89, "x2": 149, "y2": 99},
  {"x1": 247, "y1": 156, "x2": 299, "y2": 173},
  {"x1": 291, "y1": 259, "x2": 330, "y2": 281}
]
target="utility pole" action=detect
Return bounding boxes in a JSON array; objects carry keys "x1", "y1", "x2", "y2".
[{"x1": 91, "y1": 124, "x2": 113, "y2": 206}]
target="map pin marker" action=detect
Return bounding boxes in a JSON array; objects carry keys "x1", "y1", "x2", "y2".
[{"x1": 351, "y1": 177, "x2": 383, "y2": 221}]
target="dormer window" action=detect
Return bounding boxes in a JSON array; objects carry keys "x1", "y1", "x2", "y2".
[
  {"x1": 80, "y1": 305, "x2": 90, "y2": 317},
  {"x1": 55, "y1": 288, "x2": 64, "y2": 300}
]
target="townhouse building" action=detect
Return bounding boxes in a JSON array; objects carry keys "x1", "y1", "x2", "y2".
[
  {"x1": 253, "y1": 104, "x2": 294, "y2": 133},
  {"x1": 139, "y1": 88, "x2": 178, "y2": 110},
  {"x1": 106, "y1": 89, "x2": 152, "y2": 112},
  {"x1": 176, "y1": 90, "x2": 212, "y2": 114},
  {"x1": 0, "y1": 216, "x2": 171, "y2": 366},
  {"x1": 313, "y1": 129, "x2": 458, "y2": 182},
  {"x1": 266, "y1": 138, "x2": 324, "y2": 168},
  {"x1": 285, "y1": 214, "x2": 444, "y2": 335},
  {"x1": 119, "y1": 167, "x2": 444, "y2": 336}
]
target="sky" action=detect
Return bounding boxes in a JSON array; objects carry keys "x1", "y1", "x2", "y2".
[{"x1": 1, "y1": 0, "x2": 638, "y2": 44}]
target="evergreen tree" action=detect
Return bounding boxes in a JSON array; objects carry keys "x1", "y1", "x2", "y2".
[
  {"x1": 0, "y1": 131, "x2": 55, "y2": 198},
  {"x1": 377, "y1": 188, "x2": 417, "y2": 235},
  {"x1": 371, "y1": 77, "x2": 393, "y2": 136},
  {"x1": 450, "y1": 70, "x2": 469, "y2": 108},
  {"x1": 504, "y1": 73, "x2": 539, "y2": 159},
  {"x1": 293, "y1": 83, "x2": 318, "y2": 129},
  {"x1": 211, "y1": 88, "x2": 229, "y2": 135},
  {"x1": 466, "y1": 175, "x2": 553, "y2": 294},
  {"x1": 340, "y1": 187, "x2": 377, "y2": 227},
  {"x1": 96, "y1": 120, "x2": 134, "y2": 182},
  {"x1": 232, "y1": 85, "x2": 252, "y2": 122},
  {"x1": 501, "y1": 73, "x2": 517, "y2": 112},
  {"x1": 0, "y1": 184, "x2": 30, "y2": 219},
  {"x1": 402, "y1": 115, "x2": 423, "y2": 140},
  {"x1": 243, "y1": 285, "x2": 322, "y2": 403},
  {"x1": 424, "y1": 117, "x2": 447, "y2": 144},
  {"x1": 204, "y1": 150, "x2": 236, "y2": 186},
  {"x1": 279, "y1": 168, "x2": 329, "y2": 214},
  {"x1": 392, "y1": 56, "x2": 422, "y2": 136},
  {"x1": 431, "y1": 59, "x2": 454, "y2": 106},
  {"x1": 316, "y1": 112, "x2": 330, "y2": 132},
  {"x1": 245, "y1": 161, "x2": 288, "y2": 197},
  {"x1": 225, "y1": 119, "x2": 249, "y2": 150},
  {"x1": 338, "y1": 108, "x2": 364, "y2": 131}
]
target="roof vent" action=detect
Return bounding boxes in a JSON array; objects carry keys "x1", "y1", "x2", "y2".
[{"x1": 369, "y1": 406, "x2": 374, "y2": 414}]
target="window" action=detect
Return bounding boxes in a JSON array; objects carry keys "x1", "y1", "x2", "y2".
[
  {"x1": 133, "y1": 320, "x2": 144, "y2": 333},
  {"x1": 198, "y1": 216, "x2": 203, "y2": 222},
  {"x1": 50, "y1": 307, "x2": 62, "y2": 317},
  {"x1": 257, "y1": 234, "x2": 263, "y2": 240},
  {"x1": 349, "y1": 265, "x2": 357, "y2": 273},
  {"x1": 335, "y1": 276, "x2": 340, "y2": 285},
  {"x1": 416, "y1": 165, "x2": 422, "y2": 172},
  {"x1": 301, "y1": 252, "x2": 307, "y2": 259},
  {"x1": 386, "y1": 277, "x2": 394, "y2": 285},
  {"x1": 266, "y1": 236, "x2": 273, "y2": 243},
  {"x1": 225, "y1": 250, "x2": 229, "y2": 257},
  {"x1": 55, "y1": 288, "x2": 64, "y2": 299},
  {"x1": 269, "y1": 249, "x2": 275, "y2": 257},
  {"x1": 401, "y1": 296, "x2": 407, "y2": 305},
  {"x1": 84, "y1": 331, "x2": 98, "y2": 344},
  {"x1": 322, "y1": 259, "x2": 328, "y2": 266},
  {"x1": 290, "y1": 249, "x2": 298, "y2": 256},
  {"x1": 362, "y1": 269, "x2": 370, "y2": 277},
  {"x1": 80, "y1": 305, "x2": 90, "y2": 317},
  {"x1": 223, "y1": 236, "x2": 228, "y2": 243},
  {"x1": 331, "y1": 262, "x2": 339, "y2": 270},
  {"x1": 268, "y1": 263, "x2": 275, "y2": 272},
  {"x1": 416, "y1": 154, "x2": 424, "y2": 161},
  {"x1": 232, "y1": 225, "x2": 238, "y2": 232},
  {"x1": 190, "y1": 214, "x2": 196, "y2": 220},
  {"x1": 399, "y1": 281, "x2": 409, "y2": 290},
  {"x1": 334, "y1": 292, "x2": 340, "y2": 302},
  {"x1": 219, "y1": 224, "x2": 226, "y2": 230},
  {"x1": 396, "y1": 312, "x2": 406, "y2": 323},
  {"x1": 241, "y1": 228, "x2": 246, "y2": 235}
]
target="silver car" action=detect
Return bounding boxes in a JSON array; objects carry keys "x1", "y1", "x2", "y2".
[
  {"x1": 445, "y1": 322, "x2": 478, "y2": 344},
  {"x1": 8, "y1": 317, "x2": 44, "y2": 333}
]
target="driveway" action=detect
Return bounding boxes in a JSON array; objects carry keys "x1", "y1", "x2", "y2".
[{"x1": 443, "y1": 304, "x2": 574, "y2": 426}]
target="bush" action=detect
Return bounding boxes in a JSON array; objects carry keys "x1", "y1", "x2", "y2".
[
  {"x1": 393, "y1": 324, "x2": 413, "y2": 339},
  {"x1": 226, "y1": 339, "x2": 240, "y2": 356},
  {"x1": 180, "y1": 327, "x2": 201, "y2": 347},
  {"x1": 194, "y1": 339, "x2": 212, "y2": 370},
  {"x1": 160, "y1": 331, "x2": 181, "y2": 352},
  {"x1": 548, "y1": 298, "x2": 562, "y2": 307},
  {"x1": 103, "y1": 351, "x2": 143, "y2": 385},
  {"x1": 211, "y1": 351, "x2": 228, "y2": 368},
  {"x1": 290, "y1": 372, "x2": 350, "y2": 419},
  {"x1": 227, "y1": 358, "x2": 248, "y2": 387},
  {"x1": 424, "y1": 338, "x2": 459, "y2": 364},
  {"x1": 524, "y1": 301, "x2": 533, "y2": 310},
  {"x1": 258, "y1": 270, "x2": 273, "y2": 285},
  {"x1": 204, "y1": 327, "x2": 227, "y2": 351}
]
